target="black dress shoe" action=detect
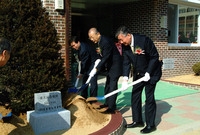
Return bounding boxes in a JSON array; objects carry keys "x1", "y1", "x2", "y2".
[
  {"x1": 125, "y1": 122, "x2": 144, "y2": 128},
  {"x1": 140, "y1": 125, "x2": 156, "y2": 134}
]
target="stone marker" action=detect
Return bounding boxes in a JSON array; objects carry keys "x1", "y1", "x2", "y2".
[
  {"x1": 27, "y1": 91, "x2": 70, "y2": 135},
  {"x1": 34, "y1": 91, "x2": 62, "y2": 113}
]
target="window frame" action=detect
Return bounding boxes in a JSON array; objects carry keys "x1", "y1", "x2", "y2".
[{"x1": 168, "y1": 2, "x2": 200, "y2": 47}]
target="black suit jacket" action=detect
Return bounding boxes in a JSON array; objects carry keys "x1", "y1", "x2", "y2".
[
  {"x1": 122, "y1": 34, "x2": 162, "y2": 84},
  {"x1": 96, "y1": 35, "x2": 122, "y2": 78},
  {"x1": 78, "y1": 42, "x2": 98, "y2": 75}
]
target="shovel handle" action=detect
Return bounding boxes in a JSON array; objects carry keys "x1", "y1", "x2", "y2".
[
  {"x1": 74, "y1": 61, "x2": 81, "y2": 87},
  {"x1": 104, "y1": 77, "x2": 145, "y2": 99},
  {"x1": 86, "y1": 75, "x2": 92, "y2": 84},
  {"x1": 74, "y1": 78, "x2": 79, "y2": 87},
  {"x1": 86, "y1": 59, "x2": 101, "y2": 84}
]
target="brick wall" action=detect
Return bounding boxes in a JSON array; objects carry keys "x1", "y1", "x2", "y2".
[
  {"x1": 42, "y1": 0, "x2": 71, "y2": 81},
  {"x1": 161, "y1": 46, "x2": 200, "y2": 78},
  {"x1": 113, "y1": 0, "x2": 200, "y2": 79},
  {"x1": 42, "y1": 0, "x2": 66, "y2": 56}
]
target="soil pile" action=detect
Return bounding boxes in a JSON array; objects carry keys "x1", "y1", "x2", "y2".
[{"x1": 0, "y1": 93, "x2": 110, "y2": 135}]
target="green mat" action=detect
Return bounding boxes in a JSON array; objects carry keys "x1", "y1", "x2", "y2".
[{"x1": 96, "y1": 81, "x2": 199, "y2": 107}]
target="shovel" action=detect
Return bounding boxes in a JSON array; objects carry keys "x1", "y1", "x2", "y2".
[
  {"x1": 68, "y1": 78, "x2": 80, "y2": 93},
  {"x1": 68, "y1": 61, "x2": 81, "y2": 93},
  {"x1": 77, "y1": 59, "x2": 101, "y2": 93},
  {"x1": 0, "y1": 112, "x2": 12, "y2": 121},
  {"x1": 86, "y1": 76, "x2": 146, "y2": 102}
]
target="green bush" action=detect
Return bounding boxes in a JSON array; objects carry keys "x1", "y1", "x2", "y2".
[
  {"x1": 0, "y1": 0, "x2": 67, "y2": 113},
  {"x1": 192, "y1": 62, "x2": 200, "y2": 75}
]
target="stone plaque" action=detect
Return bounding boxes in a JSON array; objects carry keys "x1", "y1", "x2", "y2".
[
  {"x1": 163, "y1": 58, "x2": 175, "y2": 69},
  {"x1": 34, "y1": 91, "x2": 62, "y2": 113}
]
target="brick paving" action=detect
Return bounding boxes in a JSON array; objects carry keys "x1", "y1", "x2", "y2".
[{"x1": 120, "y1": 93, "x2": 200, "y2": 135}]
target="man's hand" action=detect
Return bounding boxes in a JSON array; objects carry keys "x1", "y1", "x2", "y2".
[
  {"x1": 94, "y1": 59, "x2": 101, "y2": 66},
  {"x1": 143, "y1": 72, "x2": 150, "y2": 82},
  {"x1": 77, "y1": 73, "x2": 83, "y2": 78},
  {"x1": 89, "y1": 68, "x2": 97, "y2": 77},
  {"x1": 121, "y1": 76, "x2": 129, "y2": 90}
]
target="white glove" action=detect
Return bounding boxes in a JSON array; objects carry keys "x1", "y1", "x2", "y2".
[
  {"x1": 143, "y1": 72, "x2": 150, "y2": 82},
  {"x1": 89, "y1": 68, "x2": 97, "y2": 77},
  {"x1": 121, "y1": 76, "x2": 129, "y2": 90},
  {"x1": 94, "y1": 59, "x2": 101, "y2": 67}
]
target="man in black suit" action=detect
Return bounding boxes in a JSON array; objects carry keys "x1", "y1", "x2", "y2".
[
  {"x1": 88, "y1": 27, "x2": 122, "y2": 113},
  {"x1": 115, "y1": 26, "x2": 162, "y2": 134},
  {"x1": 69, "y1": 36, "x2": 98, "y2": 98}
]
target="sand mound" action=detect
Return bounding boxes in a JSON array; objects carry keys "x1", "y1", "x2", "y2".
[
  {"x1": 61, "y1": 94, "x2": 110, "y2": 135},
  {"x1": 0, "y1": 93, "x2": 111, "y2": 135}
]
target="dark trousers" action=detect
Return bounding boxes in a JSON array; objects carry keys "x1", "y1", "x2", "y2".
[
  {"x1": 104, "y1": 74, "x2": 120, "y2": 111},
  {"x1": 131, "y1": 81, "x2": 157, "y2": 126},
  {"x1": 81, "y1": 74, "x2": 98, "y2": 99}
]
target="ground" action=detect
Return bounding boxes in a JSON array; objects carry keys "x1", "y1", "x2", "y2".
[
  {"x1": 0, "y1": 74, "x2": 199, "y2": 135},
  {"x1": 163, "y1": 74, "x2": 200, "y2": 84}
]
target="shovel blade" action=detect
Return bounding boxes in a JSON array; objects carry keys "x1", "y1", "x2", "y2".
[
  {"x1": 68, "y1": 87, "x2": 79, "y2": 93},
  {"x1": 86, "y1": 96, "x2": 105, "y2": 102},
  {"x1": 4, "y1": 112, "x2": 12, "y2": 118}
]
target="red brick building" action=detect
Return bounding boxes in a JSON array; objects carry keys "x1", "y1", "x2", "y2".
[{"x1": 42, "y1": 0, "x2": 200, "y2": 82}]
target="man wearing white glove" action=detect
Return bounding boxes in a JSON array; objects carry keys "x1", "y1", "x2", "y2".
[
  {"x1": 88, "y1": 28, "x2": 122, "y2": 113},
  {"x1": 115, "y1": 26, "x2": 162, "y2": 134},
  {"x1": 69, "y1": 36, "x2": 98, "y2": 98}
]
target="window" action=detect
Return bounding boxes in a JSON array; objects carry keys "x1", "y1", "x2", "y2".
[{"x1": 168, "y1": 3, "x2": 200, "y2": 46}]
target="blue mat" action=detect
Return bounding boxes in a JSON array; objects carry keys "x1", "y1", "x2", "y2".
[{"x1": 96, "y1": 81, "x2": 199, "y2": 107}]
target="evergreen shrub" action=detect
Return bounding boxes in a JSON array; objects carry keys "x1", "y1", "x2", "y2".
[
  {"x1": 0, "y1": 0, "x2": 67, "y2": 113},
  {"x1": 192, "y1": 62, "x2": 200, "y2": 75}
]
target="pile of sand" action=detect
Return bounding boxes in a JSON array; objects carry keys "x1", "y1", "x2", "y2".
[
  {"x1": 60, "y1": 94, "x2": 110, "y2": 135},
  {"x1": 0, "y1": 93, "x2": 110, "y2": 135}
]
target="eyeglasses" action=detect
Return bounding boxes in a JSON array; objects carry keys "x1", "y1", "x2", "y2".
[
  {"x1": 89, "y1": 36, "x2": 95, "y2": 40},
  {"x1": 88, "y1": 33, "x2": 98, "y2": 40}
]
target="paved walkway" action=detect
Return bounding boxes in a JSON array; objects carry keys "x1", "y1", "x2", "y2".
[
  {"x1": 120, "y1": 93, "x2": 200, "y2": 135},
  {"x1": 96, "y1": 75, "x2": 200, "y2": 135}
]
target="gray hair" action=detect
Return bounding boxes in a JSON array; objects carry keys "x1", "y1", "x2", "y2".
[
  {"x1": 0, "y1": 37, "x2": 11, "y2": 54},
  {"x1": 115, "y1": 26, "x2": 131, "y2": 38}
]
